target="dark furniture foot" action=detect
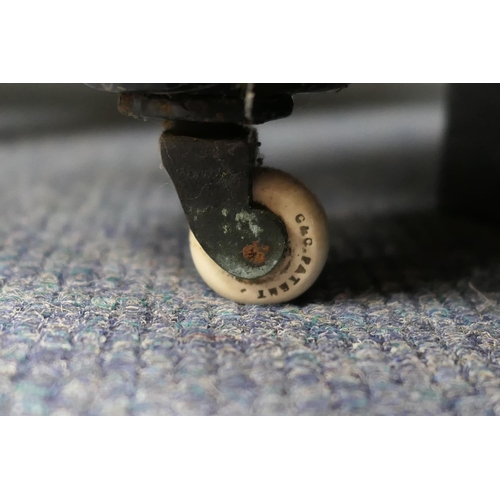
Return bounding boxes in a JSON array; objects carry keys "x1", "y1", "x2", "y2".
[{"x1": 440, "y1": 84, "x2": 500, "y2": 222}]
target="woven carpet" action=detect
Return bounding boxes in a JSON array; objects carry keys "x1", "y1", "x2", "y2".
[{"x1": 2, "y1": 84, "x2": 500, "y2": 415}]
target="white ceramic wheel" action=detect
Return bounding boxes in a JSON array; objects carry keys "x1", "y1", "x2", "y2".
[{"x1": 189, "y1": 167, "x2": 329, "y2": 304}]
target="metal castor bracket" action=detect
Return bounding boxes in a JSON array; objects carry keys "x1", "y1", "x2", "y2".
[{"x1": 86, "y1": 84, "x2": 348, "y2": 303}]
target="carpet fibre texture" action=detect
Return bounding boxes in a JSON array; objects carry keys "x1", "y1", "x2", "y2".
[{"x1": 2, "y1": 91, "x2": 500, "y2": 415}]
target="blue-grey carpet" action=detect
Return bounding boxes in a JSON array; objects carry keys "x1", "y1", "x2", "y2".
[{"x1": 2, "y1": 84, "x2": 500, "y2": 415}]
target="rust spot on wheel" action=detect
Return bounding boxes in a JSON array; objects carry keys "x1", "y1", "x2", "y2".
[{"x1": 242, "y1": 241, "x2": 270, "y2": 267}]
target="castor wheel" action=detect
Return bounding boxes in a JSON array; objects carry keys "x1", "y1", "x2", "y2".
[
  {"x1": 190, "y1": 168, "x2": 328, "y2": 304},
  {"x1": 85, "y1": 83, "x2": 347, "y2": 303}
]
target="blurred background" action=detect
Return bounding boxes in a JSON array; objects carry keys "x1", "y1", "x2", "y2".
[{"x1": 0, "y1": 83, "x2": 447, "y2": 219}]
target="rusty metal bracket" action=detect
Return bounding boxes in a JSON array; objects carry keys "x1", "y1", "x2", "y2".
[
  {"x1": 119, "y1": 92, "x2": 293, "y2": 125},
  {"x1": 83, "y1": 84, "x2": 350, "y2": 279},
  {"x1": 160, "y1": 123, "x2": 288, "y2": 280}
]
